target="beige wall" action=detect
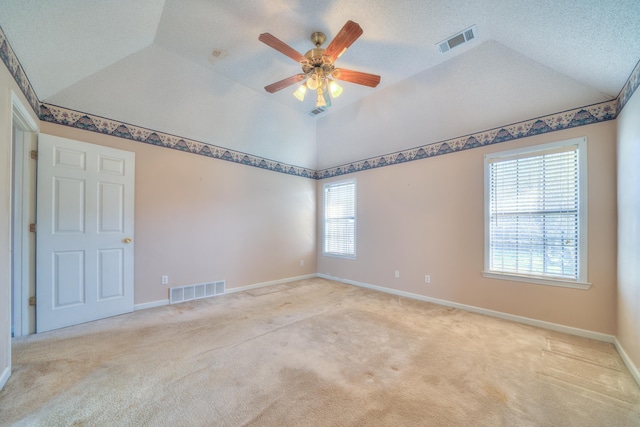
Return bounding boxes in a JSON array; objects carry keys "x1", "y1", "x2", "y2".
[
  {"x1": 315, "y1": 41, "x2": 612, "y2": 170},
  {"x1": 318, "y1": 121, "x2": 618, "y2": 334},
  {"x1": 617, "y1": 88, "x2": 640, "y2": 368},
  {"x1": 0, "y1": 64, "x2": 40, "y2": 385},
  {"x1": 41, "y1": 123, "x2": 317, "y2": 305}
]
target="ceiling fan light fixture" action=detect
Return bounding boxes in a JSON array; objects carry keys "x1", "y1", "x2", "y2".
[
  {"x1": 259, "y1": 21, "x2": 381, "y2": 111},
  {"x1": 293, "y1": 84, "x2": 307, "y2": 101},
  {"x1": 328, "y1": 80, "x2": 343, "y2": 98},
  {"x1": 306, "y1": 73, "x2": 319, "y2": 90}
]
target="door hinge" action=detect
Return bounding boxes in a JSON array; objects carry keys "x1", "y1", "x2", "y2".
[
  {"x1": 29, "y1": 296, "x2": 36, "y2": 306},
  {"x1": 29, "y1": 223, "x2": 36, "y2": 233},
  {"x1": 30, "y1": 150, "x2": 38, "y2": 160}
]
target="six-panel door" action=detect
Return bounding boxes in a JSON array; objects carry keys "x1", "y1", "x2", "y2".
[{"x1": 36, "y1": 134, "x2": 135, "y2": 332}]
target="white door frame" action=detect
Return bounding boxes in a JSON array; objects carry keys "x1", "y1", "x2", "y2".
[
  {"x1": 10, "y1": 91, "x2": 39, "y2": 338},
  {"x1": 3, "y1": 91, "x2": 38, "y2": 391}
]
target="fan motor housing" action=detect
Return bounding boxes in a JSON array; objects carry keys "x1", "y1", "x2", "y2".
[{"x1": 302, "y1": 48, "x2": 334, "y2": 75}]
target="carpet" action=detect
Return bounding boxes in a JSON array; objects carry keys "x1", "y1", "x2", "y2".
[{"x1": 1, "y1": 278, "x2": 639, "y2": 426}]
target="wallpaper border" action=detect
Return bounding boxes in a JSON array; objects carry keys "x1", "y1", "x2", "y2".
[
  {"x1": 39, "y1": 103, "x2": 319, "y2": 179},
  {"x1": 316, "y1": 100, "x2": 618, "y2": 179},
  {"x1": 1, "y1": 24, "x2": 639, "y2": 181},
  {"x1": 618, "y1": 59, "x2": 640, "y2": 113},
  {"x1": 0, "y1": 26, "x2": 39, "y2": 115},
  {"x1": 317, "y1": 57, "x2": 639, "y2": 180}
]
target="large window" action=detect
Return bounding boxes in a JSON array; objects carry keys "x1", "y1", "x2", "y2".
[
  {"x1": 323, "y1": 179, "x2": 356, "y2": 258},
  {"x1": 483, "y1": 138, "x2": 589, "y2": 289}
]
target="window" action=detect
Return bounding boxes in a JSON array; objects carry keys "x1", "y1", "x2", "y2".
[
  {"x1": 483, "y1": 138, "x2": 589, "y2": 289},
  {"x1": 323, "y1": 179, "x2": 356, "y2": 258}
]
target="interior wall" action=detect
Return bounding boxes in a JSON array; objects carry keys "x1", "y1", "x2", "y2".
[
  {"x1": 47, "y1": 44, "x2": 319, "y2": 170},
  {"x1": 0, "y1": 64, "x2": 40, "y2": 386},
  {"x1": 41, "y1": 123, "x2": 317, "y2": 305},
  {"x1": 315, "y1": 40, "x2": 612, "y2": 170},
  {"x1": 617, "y1": 87, "x2": 640, "y2": 367},
  {"x1": 318, "y1": 121, "x2": 618, "y2": 334}
]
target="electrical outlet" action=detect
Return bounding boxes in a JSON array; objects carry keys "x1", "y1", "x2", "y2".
[
  {"x1": 425, "y1": 275, "x2": 431, "y2": 284},
  {"x1": 300, "y1": 260, "x2": 304, "y2": 266},
  {"x1": 161, "y1": 275, "x2": 168, "y2": 285},
  {"x1": 395, "y1": 270, "x2": 400, "y2": 278}
]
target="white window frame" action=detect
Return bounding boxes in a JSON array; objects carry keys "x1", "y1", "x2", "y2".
[
  {"x1": 323, "y1": 179, "x2": 356, "y2": 259},
  {"x1": 483, "y1": 137, "x2": 590, "y2": 290}
]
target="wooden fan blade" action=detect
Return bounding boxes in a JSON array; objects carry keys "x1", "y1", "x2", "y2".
[
  {"x1": 332, "y1": 68, "x2": 381, "y2": 88},
  {"x1": 264, "y1": 74, "x2": 306, "y2": 93},
  {"x1": 259, "y1": 33, "x2": 305, "y2": 62},
  {"x1": 324, "y1": 20, "x2": 363, "y2": 61}
]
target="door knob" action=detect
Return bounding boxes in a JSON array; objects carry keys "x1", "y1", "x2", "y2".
[{"x1": 123, "y1": 237, "x2": 132, "y2": 244}]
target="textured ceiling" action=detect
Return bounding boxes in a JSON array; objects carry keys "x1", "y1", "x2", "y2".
[{"x1": 0, "y1": 0, "x2": 639, "y2": 169}]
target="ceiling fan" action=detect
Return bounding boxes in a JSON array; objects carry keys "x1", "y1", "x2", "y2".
[{"x1": 259, "y1": 20, "x2": 381, "y2": 108}]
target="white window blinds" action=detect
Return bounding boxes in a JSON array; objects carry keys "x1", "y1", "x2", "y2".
[
  {"x1": 324, "y1": 180, "x2": 356, "y2": 257},
  {"x1": 487, "y1": 143, "x2": 582, "y2": 281}
]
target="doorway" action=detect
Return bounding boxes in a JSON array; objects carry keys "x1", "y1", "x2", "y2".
[{"x1": 10, "y1": 92, "x2": 38, "y2": 337}]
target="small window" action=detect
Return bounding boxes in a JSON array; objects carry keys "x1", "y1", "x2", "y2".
[
  {"x1": 483, "y1": 138, "x2": 589, "y2": 289},
  {"x1": 323, "y1": 179, "x2": 356, "y2": 258}
]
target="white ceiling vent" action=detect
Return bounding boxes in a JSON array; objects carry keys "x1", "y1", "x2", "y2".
[
  {"x1": 307, "y1": 107, "x2": 328, "y2": 117},
  {"x1": 437, "y1": 25, "x2": 478, "y2": 53}
]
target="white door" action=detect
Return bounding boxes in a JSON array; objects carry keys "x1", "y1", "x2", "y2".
[{"x1": 36, "y1": 134, "x2": 135, "y2": 332}]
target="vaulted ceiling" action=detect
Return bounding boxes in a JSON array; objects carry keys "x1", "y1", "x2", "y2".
[{"x1": 1, "y1": 0, "x2": 639, "y2": 170}]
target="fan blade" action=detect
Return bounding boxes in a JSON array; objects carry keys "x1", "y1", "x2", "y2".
[
  {"x1": 324, "y1": 20, "x2": 363, "y2": 61},
  {"x1": 332, "y1": 68, "x2": 381, "y2": 88},
  {"x1": 264, "y1": 74, "x2": 307, "y2": 93},
  {"x1": 259, "y1": 33, "x2": 305, "y2": 62}
]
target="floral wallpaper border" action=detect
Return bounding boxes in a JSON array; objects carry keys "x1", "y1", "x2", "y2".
[
  {"x1": 0, "y1": 26, "x2": 39, "y2": 114},
  {"x1": 316, "y1": 100, "x2": 618, "y2": 179},
  {"x1": 319, "y1": 58, "x2": 640, "y2": 179},
  {"x1": 618, "y1": 59, "x2": 640, "y2": 112},
  {"x1": 40, "y1": 103, "x2": 319, "y2": 178},
  {"x1": 2, "y1": 25, "x2": 639, "y2": 181}
]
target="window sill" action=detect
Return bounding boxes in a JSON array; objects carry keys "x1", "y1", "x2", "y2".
[
  {"x1": 322, "y1": 252, "x2": 356, "y2": 260},
  {"x1": 482, "y1": 271, "x2": 591, "y2": 290}
]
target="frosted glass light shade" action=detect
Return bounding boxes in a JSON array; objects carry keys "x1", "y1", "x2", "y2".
[
  {"x1": 293, "y1": 85, "x2": 307, "y2": 101},
  {"x1": 306, "y1": 74, "x2": 319, "y2": 90},
  {"x1": 329, "y1": 80, "x2": 343, "y2": 98}
]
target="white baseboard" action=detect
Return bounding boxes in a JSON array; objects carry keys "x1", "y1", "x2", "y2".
[
  {"x1": 615, "y1": 337, "x2": 640, "y2": 386},
  {"x1": 0, "y1": 365, "x2": 10, "y2": 391},
  {"x1": 318, "y1": 274, "x2": 615, "y2": 344},
  {"x1": 134, "y1": 299, "x2": 169, "y2": 311},
  {"x1": 225, "y1": 274, "x2": 318, "y2": 294}
]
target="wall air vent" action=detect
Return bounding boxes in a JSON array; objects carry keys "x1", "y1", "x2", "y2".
[
  {"x1": 307, "y1": 107, "x2": 327, "y2": 117},
  {"x1": 437, "y1": 25, "x2": 478, "y2": 54},
  {"x1": 170, "y1": 280, "x2": 225, "y2": 304}
]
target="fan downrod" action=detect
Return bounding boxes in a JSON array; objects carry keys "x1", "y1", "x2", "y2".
[{"x1": 310, "y1": 32, "x2": 326, "y2": 47}]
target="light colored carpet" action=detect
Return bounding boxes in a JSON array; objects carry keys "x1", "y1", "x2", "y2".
[{"x1": 1, "y1": 277, "x2": 639, "y2": 426}]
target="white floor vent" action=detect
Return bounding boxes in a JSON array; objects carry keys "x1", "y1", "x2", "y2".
[{"x1": 170, "y1": 280, "x2": 225, "y2": 304}]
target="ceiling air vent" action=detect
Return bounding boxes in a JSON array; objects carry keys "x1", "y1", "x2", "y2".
[
  {"x1": 437, "y1": 25, "x2": 478, "y2": 54},
  {"x1": 307, "y1": 107, "x2": 328, "y2": 117}
]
